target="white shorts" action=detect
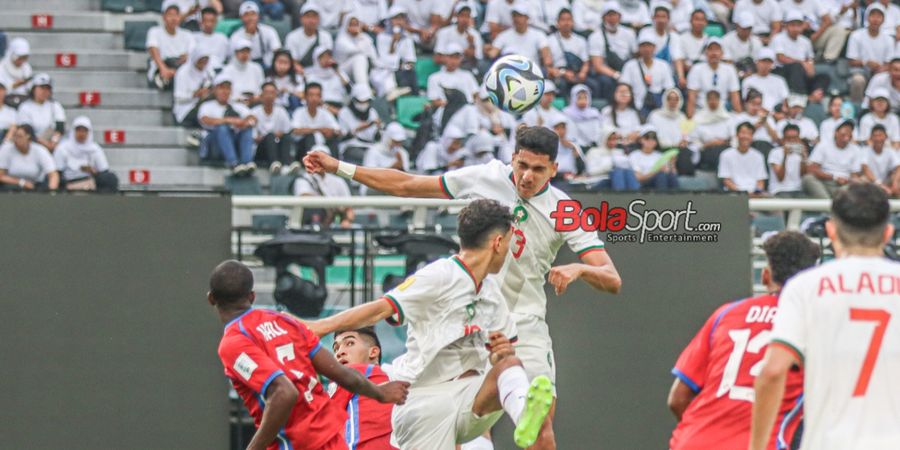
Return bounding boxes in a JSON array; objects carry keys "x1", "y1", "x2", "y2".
[
  {"x1": 512, "y1": 313, "x2": 557, "y2": 396},
  {"x1": 391, "y1": 375, "x2": 504, "y2": 450}
]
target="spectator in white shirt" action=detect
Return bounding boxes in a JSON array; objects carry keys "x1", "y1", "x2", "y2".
[
  {"x1": 872, "y1": 0, "x2": 900, "y2": 37},
  {"x1": 857, "y1": 89, "x2": 900, "y2": 147},
  {"x1": 571, "y1": 0, "x2": 604, "y2": 34},
  {"x1": 548, "y1": 115, "x2": 582, "y2": 183},
  {"x1": 601, "y1": 83, "x2": 642, "y2": 146},
  {"x1": 767, "y1": 123, "x2": 808, "y2": 197},
  {"x1": 802, "y1": 119, "x2": 864, "y2": 198},
  {"x1": 776, "y1": 94, "x2": 820, "y2": 143},
  {"x1": 520, "y1": 80, "x2": 568, "y2": 128},
  {"x1": 230, "y1": 1, "x2": 282, "y2": 68},
  {"x1": 170, "y1": 0, "x2": 222, "y2": 31},
  {"x1": 265, "y1": 50, "x2": 304, "y2": 112},
  {"x1": 416, "y1": 124, "x2": 469, "y2": 174},
  {"x1": 734, "y1": 0, "x2": 782, "y2": 43},
  {"x1": 719, "y1": 121, "x2": 768, "y2": 194},
  {"x1": 308, "y1": 0, "x2": 349, "y2": 32},
  {"x1": 562, "y1": 84, "x2": 603, "y2": 148},
  {"x1": 251, "y1": 82, "x2": 294, "y2": 174},
  {"x1": 0, "y1": 38, "x2": 32, "y2": 101},
  {"x1": 338, "y1": 85, "x2": 382, "y2": 158},
  {"x1": 473, "y1": 86, "x2": 516, "y2": 158},
  {"x1": 192, "y1": 7, "x2": 230, "y2": 71},
  {"x1": 292, "y1": 82, "x2": 341, "y2": 159},
  {"x1": 690, "y1": 90, "x2": 735, "y2": 173},
  {"x1": 294, "y1": 147, "x2": 355, "y2": 227},
  {"x1": 54, "y1": 116, "x2": 116, "y2": 192},
  {"x1": 221, "y1": 38, "x2": 265, "y2": 104},
  {"x1": 0, "y1": 124, "x2": 57, "y2": 191},
  {"x1": 771, "y1": 10, "x2": 829, "y2": 100},
  {"x1": 819, "y1": 95, "x2": 847, "y2": 146},
  {"x1": 861, "y1": 124, "x2": 900, "y2": 196},
  {"x1": 395, "y1": 0, "x2": 449, "y2": 47},
  {"x1": 588, "y1": 2, "x2": 637, "y2": 101},
  {"x1": 486, "y1": 4, "x2": 553, "y2": 72},
  {"x1": 630, "y1": 124, "x2": 679, "y2": 190},
  {"x1": 426, "y1": 43, "x2": 480, "y2": 108},
  {"x1": 16, "y1": 73, "x2": 65, "y2": 152},
  {"x1": 198, "y1": 73, "x2": 258, "y2": 174},
  {"x1": 284, "y1": 3, "x2": 335, "y2": 73},
  {"x1": 741, "y1": 48, "x2": 790, "y2": 112},
  {"x1": 731, "y1": 89, "x2": 779, "y2": 151},
  {"x1": 304, "y1": 47, "x2": 352, "y2": 107},
  {"x1": 864, "y1": 54, "x2": 900, "y2": 113},
  {"x1": 847, "y1": 3, "x2": 896, "y2": 104},
  {"x1": 371, "y1": 7, "x2": 418, "y2": 100},
  {"x1": 648, "y1": 88, "x2": 689, "y2": 151},
  {"x1": 686, "y1": 37, "x2": 742, "y2": 118},
  {"x1": 678, "y1": 9, "x2": 709, "y2": 76},
  {"x1": 722, "y1": 12, "x2": 764, "y2": 77},
  {"x1": 622, "y1": 28, "x2": 675, "y2": 119},
  {"x1": 619, "y1": 0, "x2": 651, "y2": 30},
  {"x1": 647, "y1": 4, "x2": 686, "y2": 84},
  {"x1": 173, "y1": 47, "x2": 214, "y2": 127},
  {"x1": 582, "y1": 126, "x2": 639, "y2": 190},
  {"x1": 547, "y1": 7, "x2": 590, "y2": 97},
  {"x1": 364, "y1": 122, "x2": 410, "y2": 172},
  {"x1": 334, "y1": 13, "x2": 377, "y2": 89},
  {"x1": 147, "y1": 3, "x2": 194, "y2": 90},
  {"x1": 780, "y1": 0, "x2": 846, "y2": 62},
  {"x1": 435, "y1": 3, "x2": 483, "y2": 71},
  {"x1": 483, "y1": 0, "x2": 520, "y2": 41}
]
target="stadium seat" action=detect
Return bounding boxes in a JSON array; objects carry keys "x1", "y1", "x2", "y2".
[
  {"x1": 415, "y1": 56, "x2": 441, "y2": 90},
  {"x1": 752, "y1": 214, "x2": 786, "y2": 236},
  {"x1": 215, "y1": 18, "x2": 244, "y2": 37},
  {"x1": 396, "y1": 96, "x2": 430, "y2": 129},
  {"x1": 371, "y1": 96, "x2": 392, "y2": 123},
  {"x1": 252, "y1": 214, "x2": 288, "y2": 232},
  {"x1": 803, "y1": 101, "x2": 827, "y2": 127},
  {"x1": 102, "y1": 0, "x2": 158, "y2": 12},
  {"x1": 704, "y1": 23, "x2": 726, "y2": 37},
  {"x1": 269, "y1": 174, "x2": 297, "y2": 196},
  {"x1": 551, "y1": 97, "x2": 566, "y2": 110},
  {"x1": 341, "y1": 147, "x2": 368, "y2": 166},
  {"x1": 123, "y1": 21, "x2": 157, "y2": 51},
  {"x1": 225, "y1": 175, "x2": 263, "y2": 195},
  {"x1": 263, "y1": 17, "x2": 292, "y2": 42}
]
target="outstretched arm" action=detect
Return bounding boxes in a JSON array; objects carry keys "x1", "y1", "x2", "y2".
[
  {"x1": 303, "y1": 151, "x2": 446, "y2": 198},
  {"x1": 306, "y1": 298, "x2": 395, "y2": 338},
  {"x1": 311, "y1": 345, "x2": 409, "y2": 404}
]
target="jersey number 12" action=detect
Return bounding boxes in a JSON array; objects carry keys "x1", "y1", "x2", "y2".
[{"x1": 717, "y1": 328, "x2": 770, "y2": 402}]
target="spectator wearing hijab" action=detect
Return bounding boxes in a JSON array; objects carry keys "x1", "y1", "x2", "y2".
[
  {"x1": 251, "y1": 82, "x2": 294, "y2": 174},
  {"x1": 416, "y1": 125, "x2": 468, "y2": 174},
  {"x1": 198, "y1": 73, "x2": 259, "y2": 174},
  {"x1": 229, "y1": 1, "x2": 282, "y2": 68},
  {"x1": 371, "y1": 6, "x2": 418, "y2": 99},
  {"x1": 0, "y1": 124, "x2": 58, "y2": 191},
  {"x1": 647, "y1": 88, "x2": 694, "y2": 174},
  {"x1": 147, "y1": 2, "x2": 194, "y2": 90},
  {"x1": 547, "y1": 115, "x2": 583, "y2": 186},
  {"x1": 220, "y1": 38, "x2": 265, "y2": 104},
  {"x1": 563, "y1": 84, "x2": 602, "y2": 149},
  {"x1": 364, "y1": 122, "x2": 410, "y2": 172},
  {"x1": 54, "y1": 116, "x2": 117, "y2": 192},
  {"x1": 304, "y1": 47, "x2": 352, "y2": 107},
  {"x1": 17, "y1": 73, "x2": 65, "y2": 152},
  {"x1": 338, "y1": 85, "x2": 381, "y2": 157},
  {"x1": 689, "y1": 90, "x2": 734, "y2": 177},
  {"x1": 464, "y1": 131, "x2": 499, "y2": 167},
  {"x1": 0, "y1": 37, "x2": 32, "y2": 103},
  {"x1": 334, "y1": 13, "x2": 377, "y2": 89},
  {"x1": 173, "y1": 47, "x2": 214, "y2": 127},
  {"x1": 583, "y1": 127, "x2": 639, "y2": 191}
]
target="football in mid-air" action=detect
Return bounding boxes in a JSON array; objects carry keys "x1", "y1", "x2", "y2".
[{"x1": 483, "y1": 54, "x2": 545, "y2": 115}]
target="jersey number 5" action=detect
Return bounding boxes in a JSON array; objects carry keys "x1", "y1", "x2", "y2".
[
  {"x1": 717, "y1": 329, "x2": 770, "y2": 402},
  {"x1": 849, "y1": 308, "x2": 891, "y2": 397}
]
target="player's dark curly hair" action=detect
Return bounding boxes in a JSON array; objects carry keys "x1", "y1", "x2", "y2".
[
  {"x1": 515, "y1": 125, "x2": 559, "y2": 162},
  {"x1": 334, "y1": 326, "x2": 383, "y2": 364},
  {"x1": 457, "y1": 199, "x2": 513, "y2": 249},
  {"x1": 831, "y1": 183, "x2": 890, "y2": 247},
  {"x1": 762, "y1": 231, "x2": 820, "y2": 286},
  {"x1": 209, "y1": 260, "x2": 254, "y2": 306}
]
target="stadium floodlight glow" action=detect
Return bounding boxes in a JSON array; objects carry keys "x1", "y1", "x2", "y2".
[{"x1": 254, "y1": 231, "x2": 338, "y2": 317}]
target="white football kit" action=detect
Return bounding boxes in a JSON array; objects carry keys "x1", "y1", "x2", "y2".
[
  {"x1": 381, "y1": 256, "x2": 517, "y2": 449},
  {"x1": 771, "y1": 256, "x2": 900, "y2": 450},
  {"x1": 441, "y1": 160, "x2": 606, "y2": 392}
]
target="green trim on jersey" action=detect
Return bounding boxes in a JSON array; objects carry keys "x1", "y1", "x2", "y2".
[
  {"x1": 451, "y1": 256, "x2": 481, "y2": 293},
  {"x1": 383, "y1": 294, "x2": 406, "y2": 326},
  {"x1": 771, "y1": 338, "x2": 805, "y2": 363},
  {"x1": 439, "y1": 176, "x2": 454, "y2": 199},
  {"x1": 576, "y1": 245, "x2": 606, "y2": 256}
]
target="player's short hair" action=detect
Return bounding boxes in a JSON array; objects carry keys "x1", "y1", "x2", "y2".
[
  {"x1": 334, "y1": 326, "x2": 382, "y2": 364},
  {"x1": 762, "y1": 231, "x2": 820, "y2": 286},
  {"x1": 209, "y1": 260, "x2": 254, "y2": 306},
  {"x1": 831, "y1": 183, "x2": 891, "y2": 247},
  {"x1": 514, "y1": 125, "x2": 559, "y2": 162},
  {"x1": 457, "y1": 199, "x2": 513, "y2": 249}
]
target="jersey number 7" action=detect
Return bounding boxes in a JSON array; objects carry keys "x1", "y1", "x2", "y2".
[{"x1": 849, "y1": 308, "x2": 891, "y2": 397}]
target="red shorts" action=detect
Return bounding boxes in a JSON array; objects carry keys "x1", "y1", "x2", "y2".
[{"x1": 315, "y1": 432, "x2": 349, "y2": 450}]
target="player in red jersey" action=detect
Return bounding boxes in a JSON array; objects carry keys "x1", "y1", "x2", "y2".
[
  {"x1": 208, "y1": 260, "x2": 409, "y2": 450},
  {"x1": 330, "y1": 327, "x2": 396, "y2": 450},
  {"x1": 667, "y1": 231, "x2": 820, "y2": 450}
]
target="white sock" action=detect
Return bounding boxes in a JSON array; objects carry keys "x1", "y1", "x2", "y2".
[
  {"x1": 460, "y1": 436, "x2": 494, "y2": 450},
  {"x1": 497, "y1": 365, "x2": 529, "y2": 425}
]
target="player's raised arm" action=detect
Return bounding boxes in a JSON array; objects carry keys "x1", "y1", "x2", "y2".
[
  {"x1": 311, "y1": 344, "x2": 409, "y2": 405},
  {"x1": 245, "y1": 376, "x2": 298, "y2": 450},
  {"x1": 303, "y1": 150, "x2": 446, "y2": 198},
  {"x1": 305, "y1": 298, "x2": 396, "y2": 338}
]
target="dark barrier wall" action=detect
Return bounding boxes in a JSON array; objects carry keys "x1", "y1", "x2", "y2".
[
  {"x1": 0, "y1": 194, "x2": 232, "y2": 449},
  {"x1": 495, "y1": 193, "x2": 752, "y2": 449}
]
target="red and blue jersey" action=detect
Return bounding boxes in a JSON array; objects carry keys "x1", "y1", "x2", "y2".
[
  {"x1": 332, "y1": 364, "x2": 396, "y2": 450},
  {"x1": 670, "y1": 294, "x2": 804, "y2": 450},
  {"x1": 218, "y1": 308, "x2": 347, "y2": 450}
]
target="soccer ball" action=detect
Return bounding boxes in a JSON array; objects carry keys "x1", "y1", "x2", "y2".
[{"x1": 483, "y1": 55, "x2": 545, "y2": 115}]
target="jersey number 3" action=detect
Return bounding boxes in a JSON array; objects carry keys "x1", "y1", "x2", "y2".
[
  {"x1": 717, "y1": 329, "x2": 770, "y2": 402},
  {"x1": 512, "y1": 228, "x2": 526, "y2": 259},
  {"x1": 849, "y1": 308, "x2": 891, "y2": 397}
]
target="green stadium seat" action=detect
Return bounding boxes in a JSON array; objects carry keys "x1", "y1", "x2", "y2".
[
  {"x1": 415, "y1": 56, "x2": 441, "y2": 90},
  {"x1": 263, "y1": 17, "x2": 292, "y2": 42},
  {"x1": 551, "y1": 97, "x2": 566, "y2": 110},
  {"x1": 704, "y1": 23, "x2": 726, "y2": 37},
  {"x1": 225, "y1": 175, "x2": 263, "y2": 195},
  {"x1": 215, "y1": 18, "x2": 244, "y2": 37},
  {"x1": 102, "y1": 0, "x2": 157, "y2": 12},
  {"x1": 269, "y1": 174, "x2": 297, "y2": 196},
  {"x1": 123, "y1": 21, "x2": 157, "y2": 51},
  {"x1": 396, "y1": 95, "x2": 430, "y2": 130}
]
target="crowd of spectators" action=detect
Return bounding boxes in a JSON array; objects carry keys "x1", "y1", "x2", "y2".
[{"x1": 144, "y1": 0, "x2": 900, "y2": 199}]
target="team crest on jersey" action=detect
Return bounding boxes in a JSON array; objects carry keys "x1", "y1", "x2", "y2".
[
  {"x1": 234, "y1": 352, "x2": 258, "y2": 381},
  {"x1": 513, "y1": 205, "x2": 528, "y2": 224},
  {"x1": 397, "y1": 276, "x2": 416, "y2": 291}
]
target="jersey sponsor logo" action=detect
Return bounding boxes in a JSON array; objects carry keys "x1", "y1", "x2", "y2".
[
  {"x1": 745, "y1": 305, "x2": 777, "y2": 324},
  {"x1": 257, "y1": 321, "x2": 288, "y2": 341},
  {"x1": 396, "y1": 276, "x2": 416, "y2": 292},
  {"x1": 234, "y1": 352, "x2": 258, "y2": 381}
]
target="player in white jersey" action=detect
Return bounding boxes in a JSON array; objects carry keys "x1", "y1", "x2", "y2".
[
  {"x1": 309, "y1": 199, "x2": 555, "y2": 449},
  {"x1": 305, "y1": 125, "x2": 622, "y2": 449},
  {"x1": 751, "y1": 183, "x2": 900, "y2": 450}
]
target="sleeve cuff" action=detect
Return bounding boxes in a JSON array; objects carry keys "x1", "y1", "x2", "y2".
[
  {"x1": 309, "y1": 342, "x2": 323, "y2": 359},
  {"x1": 576, "y1": 245, "x2": 606, "y2": 258},
  {"x1": 383, "y1": 295, "x2": 405, "y2": 326},
  {"x1": 671, "y1": 367, "x2": 702, "y2": 394},
  {"x1": 439, "y1": 175, "x2": 454, "y2": 199},
  {"x1": 260, "y1": 369, "x2": 285, "y2": 397},
  {"x1": 771, "y1": 339, "x2": 804, "y2": 364}
]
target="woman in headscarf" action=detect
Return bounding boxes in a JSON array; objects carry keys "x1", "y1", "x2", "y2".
[
  {"x1": 173, "y1": 46, "x2": 214, "y2": 127},
  {"x1": 16, "y1": 73, "x2": 65, "y2": 152},
  {"x1": 54, "y1": 116, "x2": 116, "y2": 191},
  {"x1": 0, "y1": 124, "x2": 58, "y2": 191},
  {"x1": 601, "y1": 83, "x2": 642, "y2": 147},
  {"x1": 304, "y1": 47, "x2": 352, "y2": 107},
  {"x1": 689, "y1": 90, "x2": 734, "y2": 176},
  {"x1": 582, "y1": 126, "x2": 639, "y2": 191},
  {"x1": 0, "y1": 38, "x2": 33, "y2": 103},
  {"x1": 562, "y1": 84, "x2": 603, "y2": 149},
  {"x1": 338, "y1": 84, "x2": 382, "y2": 157},
  {"x1": 415, "y1": 124, "x2": 469, "y2": 174},
  {"x1": 333, "y1": 13, "x2": 377, "y2": 89},
  {"x1": 647, "y1": 88, "x2": 688, "y2": 150}
]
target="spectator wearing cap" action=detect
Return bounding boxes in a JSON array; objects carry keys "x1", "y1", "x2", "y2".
[
  {"x1": 265, "y1": 49, "x2": 304, "y2": 112},
  {"x1": 291, "y1": 82, "x2": 341, "y2": 159},
  {"x1": 169, "y1": 0, "x2": 223, "y2": 31},
  {"x1": 588, "y1": 3, "x2": 638, "y2": 101},
  {"x1": 483, "y1": 0, "x2": 530, "y2": 41},
  {"x1": 548, "y1": 114, "x2": 583, "y2": 184},
  {"x1": 731, "y1": 89, "x2": 779, "y2": 152},
  {"x1": 494, "y1": 0, "x2": 568, "y2": 35},
  {"x1": 192, "y1": 7, "x2": 230, "y2": 71},
  {"x1": 677, "y1": 9, "x2": 709, "y2": 80},
  {"x1": 864, "y1": 52, "x2": 900, "y2": 113},
  {"x1": 776, "y1": 95, "x2": 819, "y2": 143},
  {"x1": 718, "y1": 121, "x2": 768, "y2": 194},
  {"x1": 548, "y1": 8, "x2": 590, "y2": 98},
  {"x1": 741, "y1": 48, "x2": 789, "y2": 112},
  {"x1": 583, "y1": 126, "x2": 639, "y2": 191},
  {"x1": 147, "y1": 2, "x2": 195, "y2": 90},
  {"x1": 686, "y1": 37, "x2": 742, "y2": 118},
  {"x1": 0, "y1": 124, "x2": 57, "y2": 191},
  {"x1": 198, "y1": 74, "x2": 259, "y2": 174},
  {"x1": 802, "y1": 119, "x2": 863, "y2": 198},
  {"x1": 618, "y1": 0, "x2": 651, "y2": 31},
  {"x1": 230, "y1": 1, "x2": 282, "y2": 68},
  {"x1": 426, "y1": 43, "x2": 480, "y2": 110},
  {"x1": 434, "y1": 3, "x2": 483, "y2": 71},
  {"x1": 563, "y1": 84, "x2": 603, "y2": 149},
  {"x1": 486, "y1": 4, "x2": 553, "y2": 74},
  {"x1": 346, "y1": 0, "x2": 386, "y2": 29},
  {"x1": 520, "y1": 80, "x2": 568, "y2": 128},
  {"x1": 0, "y1": 82, "x2": 17, "y2": 140},
  {"x1": 220, "y1": 38, "x2": 265, "y2": 104},
  {"x1": 364, "y1": 122, "x2": 410, "y2": 173},
  {"x1": 571, "y1": 0, "x2": 604, "y2": 33},
  {"x1": 857, "y1": 89, "x2": 900, "y2": 147},
  {"x1": 16, "y1": 73, "x2": 65, "y2": 152},
  {"x1": 371, "y1": 7, "x2": 418, "y2": 99},
  {"x1": 722, "y1": 11, "x2": 763, "y2": 76},
  {"x1": 646, "y1": 3, "x2": 686, "y2": 78},
  {"x1": 631, "y1": 124, "x2": 679, "y2": 190},
  {"x1": 173, "y1": 47, "x2": 214, "y2": 128},
  {"x1": 0, "y1": 37, "x2": 32, "y2": 101},
  {"x1": 334, "y1": 13, "x2": 377, "y2": 89},
  {"x1": 464, "y1": 131, "x2": 500, "y2": 166},
  {"x1": 861, "y1": 124, "x2": 900, "y2": 196},
  {"x1": 847, "y1": 3, "x2": 896, "y2": 104},
  {"x1": 474, "y1": 86, "x2": 517, "y2": 157},
  {"x1": 733, "y1": 0, "x2": 782, "y2": 43},
  {"x1": 284, "y1": 3, "x2": 334, "y2": 73},
  {"x1": 416, "y1": 124, "x2": 468, "y2": 174},
  {"x1": 293, "y1": 146, "x2": 355, "y2": 228},
  {"x1": 601, "y1": 83, "x2": 643, "y2": 147},
  {"x1": 54, "y1": 116, "x2": 117, "y2": 192},
  {"x1": 872, "y1": 0, "x2": 900, "y2": 37},
  {"x1": 622, "y1": 28, "x2": 675, "y2": 119},
  {"x1": 338, "y1": 84, "x2": 381, "y2": 156},
  {"x1": 767, "y1": 123, "x2": 808, "y2": 197},
  {"x1": 771, "y1": 11, "x2": 830, "y2": 100},
  {"x1": 781, "y1": 0, "x2": 847, "y2": 62},
  {"x1": 307, "y1": 0, "x2": 348, "y2": 32},
  {"x1": 251, "y1": 81, "x2": 294, "y2": 174},
  {"x1": 394, "y1": 0, "x2": 449, "y2": 47},
  {"x1": 304, "y1": 47, "x2": 352, "y2": 106}
]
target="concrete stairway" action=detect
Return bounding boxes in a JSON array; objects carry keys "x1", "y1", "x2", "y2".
[{"x1": 4, "y1": 0, "x2": 228, "y2": 190}]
